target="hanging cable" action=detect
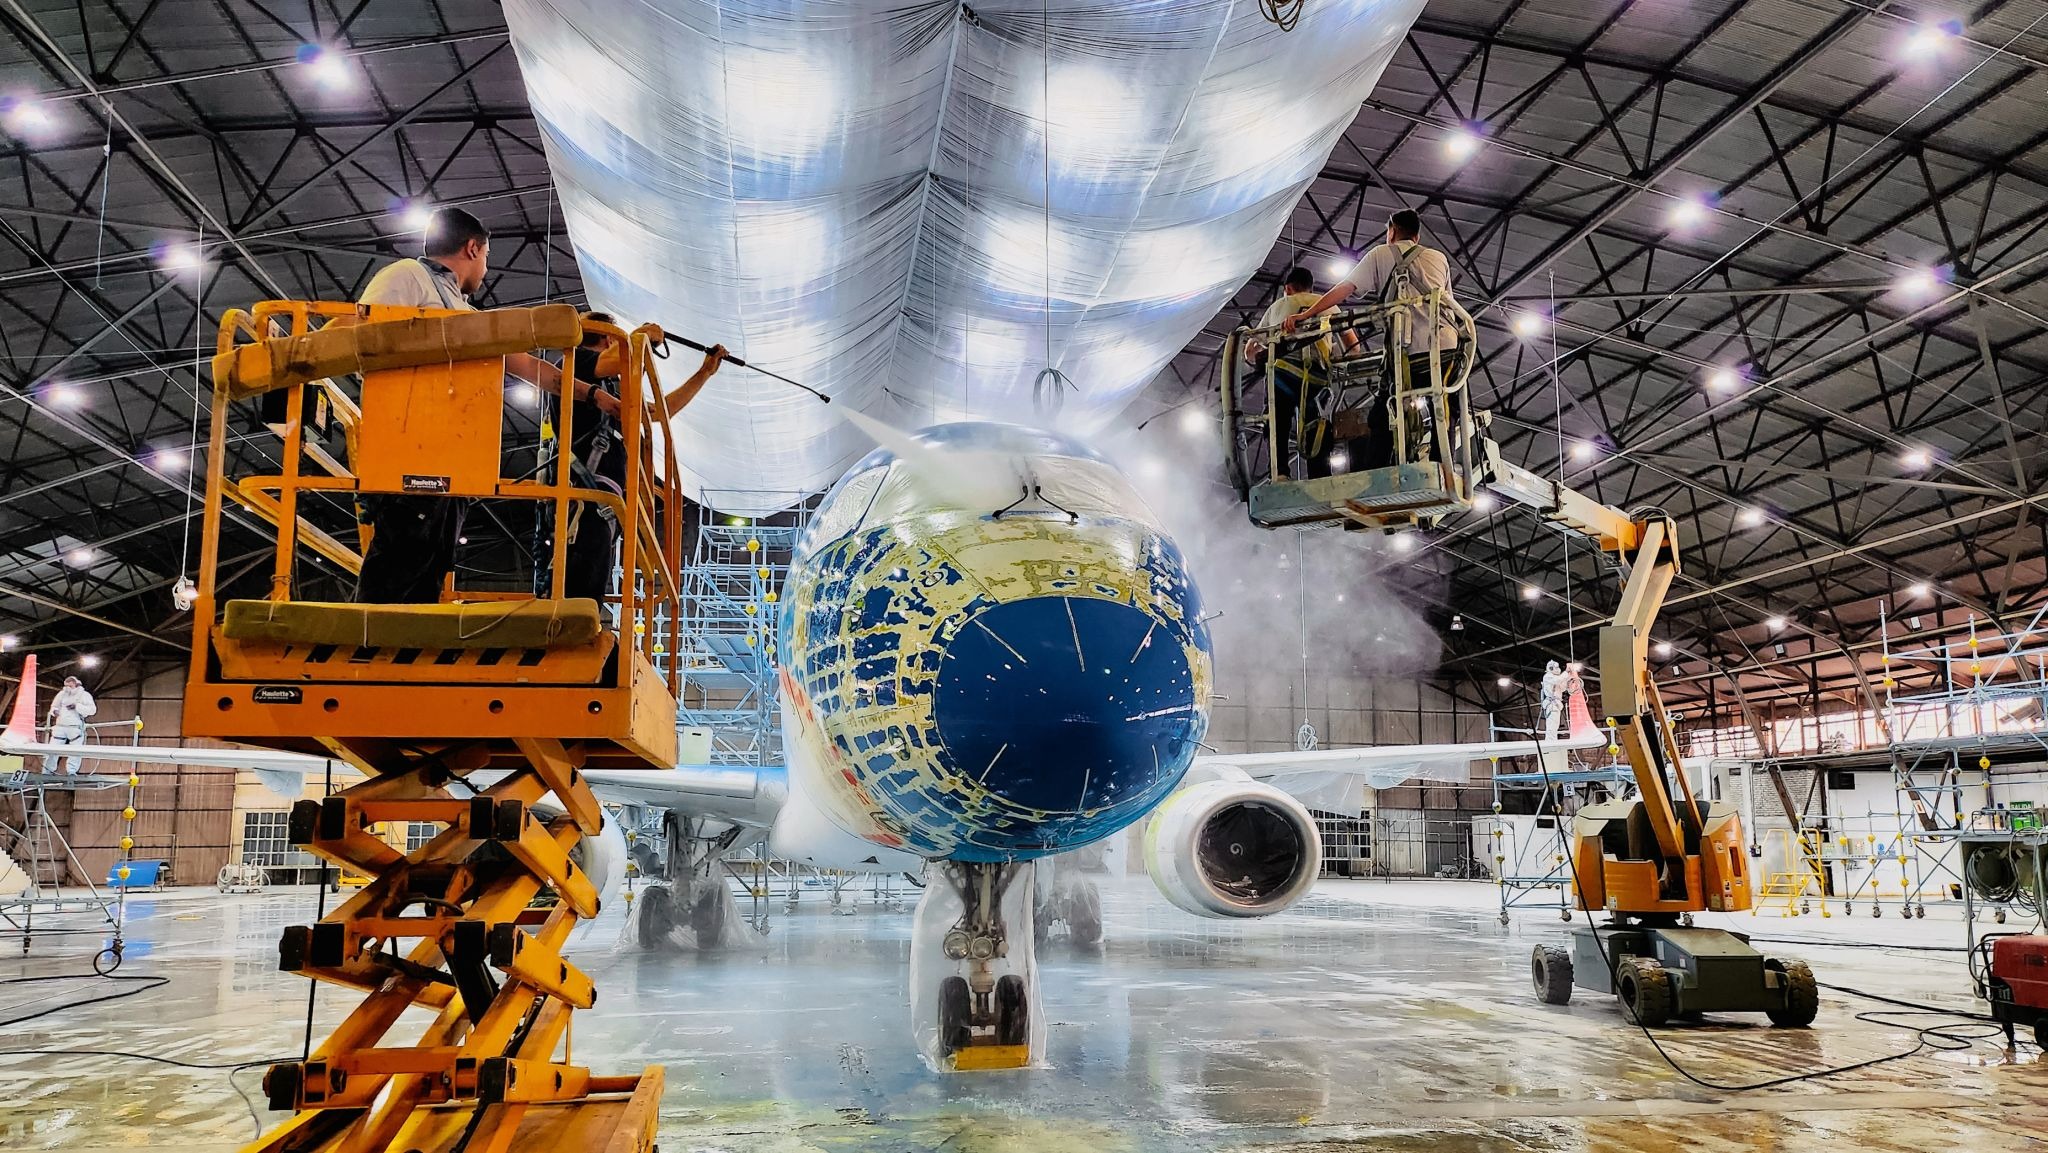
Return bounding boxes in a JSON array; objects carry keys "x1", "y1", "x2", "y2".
[
  {"x1": 1255, "y1": 0, "x2": 1308, "y2": 32},
  {"x1": 172, "y1": 221, "x2": 206, "y2": 611},
  {"x1": 92, "y1": 107, "x2": 113, "y2": 288},
  {"x1": 1031, "y1": 0, "x2": 1073, "y2": 419}
]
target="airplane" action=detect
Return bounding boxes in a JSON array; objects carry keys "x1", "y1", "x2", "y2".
[{"x1": 0, "y1": 423, "x2": 1604, "y2": 1069}]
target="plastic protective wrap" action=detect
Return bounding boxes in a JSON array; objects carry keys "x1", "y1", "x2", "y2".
[
  {"x1": 908, "y1": 861, "x2": 1044, "y2": 1070},
  {"x1": 501, "y1": 0, "x2": 1428, "y2": 511}
]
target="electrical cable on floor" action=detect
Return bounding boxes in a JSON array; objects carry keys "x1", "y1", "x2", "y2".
[
  {"x1": 0, "y1": 974, "x2": 288, "y2": 1137},
  {"x1": 1516, "y1": 685, "x2": 2029, "y2": 1091},
  {"x1": 0, "y1": 972, "x2": 168, "y2": 1028}
]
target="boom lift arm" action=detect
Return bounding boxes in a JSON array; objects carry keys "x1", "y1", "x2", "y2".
[{"x1": 1222, "y1": 295, "x2": 1815, "y2": 1028}]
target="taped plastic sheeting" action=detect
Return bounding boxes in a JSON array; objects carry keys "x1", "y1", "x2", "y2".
[
  {"x1": 501, "y1": 0, "x2": 1430, "y2": 512},
  {"x1": 908, "y1": 861, "x2": 1045, "y2": 1071}
]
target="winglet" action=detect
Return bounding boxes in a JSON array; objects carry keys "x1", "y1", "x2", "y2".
[
  {"x1": 1566, "y1": 683, "x2": 1599, "y2": 743},
  {"x1": 4, "y1": 655, "x2": 36, "y2": 744}
]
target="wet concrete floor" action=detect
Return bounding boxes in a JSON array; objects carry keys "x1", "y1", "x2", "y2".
[{"x1": 1, "y1": 877, "x2": 2040, "y2": 1151}]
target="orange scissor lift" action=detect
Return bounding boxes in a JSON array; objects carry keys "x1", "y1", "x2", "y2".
[{"x1": 187, "y1": 300, "x2": 687, "y2": 1153}]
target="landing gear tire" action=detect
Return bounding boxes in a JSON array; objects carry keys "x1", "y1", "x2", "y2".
[
  {"x1": 637, "y1": 884, "x2": 678, "y2": 949},
  {"x1": 690, "y1": 884, "x2": 725, "y2": 949},
  {"x1": 1068, "y1": 885, "x2": 1102, "y2": 948},
  {"x1": 1766, "y1": 959, "x2": 1818, "y2": 1028},
  {"x1": 995, "y1": 974, "x2": 1028, "y2": 1047},
  {"x1": 1616, "y1": 957, "x2": 1673, "y2": 1027},
  {"x1": 1532, "y1": 944, "x2": 1573, "y2": 1006},
  {"x1": 938, "y1": 976, "x2": 973, "y2": 1059}
]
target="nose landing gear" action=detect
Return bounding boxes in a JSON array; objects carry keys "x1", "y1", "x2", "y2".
[{"x1": 919, "y1": 860, "x2": 1037, "y2": 1071}]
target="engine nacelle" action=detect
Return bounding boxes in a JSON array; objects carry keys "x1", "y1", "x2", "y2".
[
  {"x1": 1142, "y1": 779, "x2": 1322, "y2": 918},
  {"x1": 530, "y1": 805, "x2": 628, "y2": 914}
]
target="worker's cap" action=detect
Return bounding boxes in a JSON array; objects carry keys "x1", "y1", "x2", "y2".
[{"x1": 62, "y1": 675, "x2": 80, "y2": 686}]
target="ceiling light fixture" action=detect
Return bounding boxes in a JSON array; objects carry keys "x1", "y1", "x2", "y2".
[
  {"x1": 1654, "y1": 641, "x2": 1674, "y2": 658},
  {"x1": 1765, "y1": 616, "x2": 1786, "y2": 631},
  {"x1": 1708, "y1": 367, "x2": 1740, "y2": 392},
  {"x1": 1511, "y1": 312, "x2": 1545, "y2": 339},
  {"x1": 79, "y1": 653, "x2": 101, "y2": 669},
  {"x1": 1444, "y1": 124, "x2": 1482, "y2": 161},
  {"x1": 1906, "y1": 582, "x2": 1930, "y2": 599},
  {"x1": 1521, "y1": 584, "x2": 1540, "y2": 601},
  {"x1": 301, "y1": 45, "x2": 353, "y2": 89},
  {"x1": 1901, "y1": 447, "x2": 1931, "y2": 470},
  {"x1": 1667, "y1": 197, "x2": 1706, "y2": 229}
]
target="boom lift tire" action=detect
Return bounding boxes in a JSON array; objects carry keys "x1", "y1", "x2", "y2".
[
  {"x1": 1532, "y1": 944, "x2": 1574, "y2": 1005},
  {"x1": 1766, "y1": 959, "x2": 1819, "y2": 1028},
  {"x1": 1616, "y1": 957, "x2": 1674, "y2": 1027}
]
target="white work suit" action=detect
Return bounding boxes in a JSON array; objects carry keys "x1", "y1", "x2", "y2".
[{"x1": 46, "y1": 684, "x2": 96, "y2": 773}]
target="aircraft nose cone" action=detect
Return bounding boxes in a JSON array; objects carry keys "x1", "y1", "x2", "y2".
[{"x1": 933, "y1": 595, "x2": 1199, "y2": 825}]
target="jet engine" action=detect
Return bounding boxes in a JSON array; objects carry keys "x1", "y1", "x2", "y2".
[
  {"x1": 1143, "y1": 778, "x2": 1322, "y2": 918},
  {"x1": 524, "y1": 806, "x2": 627, "y2": 914}
]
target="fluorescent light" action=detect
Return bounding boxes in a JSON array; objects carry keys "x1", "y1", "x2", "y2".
[
  {"x1": 1667, "y1": 197, "x2": 1706, "y2": 229},
  {"x1": 67, "y1": 548, "x2": 96, "y2": 566},
  {"x1": 1444, "y1": 125, "x2": 1482, "y2": 161},
  {"x1": 1569, "y1": 441, "x2": 1595, "y2": 463},
  {"x1": 1738, "y1": 507, "x2": 1765, "y2": 528},
  {"x1": 1708, "y1": 367, "x2": 1739, "y2": 392},
  {"x1": 1497, "y1": 676, "x2": 1513, "y2": 688},
  {"x1": 160, "y1": 244, "x2": 202, "y2": 272},
  {"x1": 1654, "y1": 641, "x2": 1674, "y2": 658},
  {"x1": 1178, "y1": 406, "x2": 1208, "y2": 437},
  {"x1": 1901, "y1": 448, "x2": 1930, "y2": 470},
  {"x1": 45, "y1": 383, "x2": 82, "y2": 409},
  {"x1": 79, "y1": 653, "x2": 100, "y2": 669},
  {"x1": 153, "y1": 448, "x2": 185, "y2": 471},
  {"x1": 1511, "y1": 312, "x2": 1545, "y2": 339},
  {"x1": 402, "y1": 202, "x2": 434, "y2": 231},
  {"x1": 1906, "y1": 582, "x2": 1930, "y2": 599},
  {"x1": 1765, "y1": 616, "x2": 1786, "y2": 631},
  {"x1": 1521, "y1": 584, "x2": 1540, "y2": 601}
]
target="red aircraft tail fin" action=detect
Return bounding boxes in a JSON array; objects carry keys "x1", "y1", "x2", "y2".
[{"x1": 4, "y1": 655, "x2": 37, "y2": 744}]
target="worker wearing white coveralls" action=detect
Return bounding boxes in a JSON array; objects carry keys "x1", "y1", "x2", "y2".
[
  {"x1": 46, "y1": 674, "x2": 96, "y2": 774},
  {"x1": 1538, "y1": 660, "x2": 1566, "y2": 742}
]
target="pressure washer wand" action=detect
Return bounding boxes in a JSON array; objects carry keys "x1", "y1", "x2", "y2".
[{"x1": 664, "y1": 334, "x2": 831, "y2": 404}]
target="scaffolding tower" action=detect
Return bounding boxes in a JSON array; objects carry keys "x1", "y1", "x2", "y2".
[
  {"x1": 1, "y1": 718, "x2": 145, "y2": 968},
  {"x1": 672, "y1": 496, "x2": 808, "y2": 768}
]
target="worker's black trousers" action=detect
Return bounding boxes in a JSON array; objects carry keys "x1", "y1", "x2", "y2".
[{"x1": 354, "y1": 495, "x2": 467, "y2": 604}]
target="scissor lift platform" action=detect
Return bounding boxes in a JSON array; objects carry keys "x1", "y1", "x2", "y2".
[{"x1": 190, "y1": 299, "x2": 689, "y2": 1153}]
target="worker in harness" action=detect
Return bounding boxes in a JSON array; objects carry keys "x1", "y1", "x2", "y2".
[
  {"x1": 1242, "y1": 266, "x2": 1333, "y2": 480},
  {"x1": 1283, "y1": 209, "x2": 1460, "y2": 468}
]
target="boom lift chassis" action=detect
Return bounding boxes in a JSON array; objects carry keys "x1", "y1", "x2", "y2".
[
  {"x1": 1224, "y1": 297, "x2": 1817, "y2": 1028},
  {"x1": 191, "y1": 300, "x2": 692, "y2": 1152}
]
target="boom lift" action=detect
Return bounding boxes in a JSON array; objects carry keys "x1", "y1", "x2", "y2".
[
  {"x1": 1223, "y1": 299, "x2": 1817, "y2": 1028},
  {"x1": 189, "y1": 299, "x2": 689, "y2": 1153}
]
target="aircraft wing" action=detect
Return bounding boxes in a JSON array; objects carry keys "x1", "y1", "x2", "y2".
[
  {"x1": 1198, "y1": 688, "x2": 1609, "y2": 813},
  {"x1": 3, "y1": 655, "x2": 341, "y2": 795}
]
